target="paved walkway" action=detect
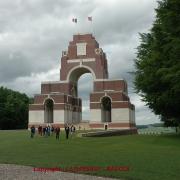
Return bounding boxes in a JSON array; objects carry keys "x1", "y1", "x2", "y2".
[{"x1": 0, "y1": 164, "x2": 120, "y2": 180}]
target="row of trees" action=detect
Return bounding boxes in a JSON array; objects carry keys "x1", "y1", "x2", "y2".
[
  {"x1": 134, "y1": 0, "x2": 180, "y2": 127},
  {"x1": 0, "y1": 86, "x2": 32, "y2": 130}
]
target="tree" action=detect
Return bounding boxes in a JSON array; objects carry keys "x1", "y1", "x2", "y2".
[
  {"x1": 0, "y1": 87, "x2": 31, "y2": 130},
  {"x1": 134, "y1": 0, "x2": 180, "y2": 126}
]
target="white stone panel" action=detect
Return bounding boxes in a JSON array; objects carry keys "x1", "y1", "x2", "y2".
[
  {"x1": 65, "y1": 110, "x2": 73, "y2": 124},
  {"x1": 132, "y1": 109, "x2": 135, "y2": 123},
  {"x1": 76, "y1": 112, "x2": 80, "y2": 123},
  {"x1": 64, "y1": 110, "x2": 68, "y2": 124},
  {"x1": 72, "y1": 111, "x2": 76, "y2": 124},
  {"x1": 54, "y1": 110, "x2": 64, "y2": 123},
  {"x1": 90, "y1": 109, "x2": 101, "y2": 123},
  {"x1": 129, "y1": 108, "x2": 135, "y2": 124},
  {"x1": 29, "y1": 111, "x2": 44, "y2": 123},
  {"x1": 76, "y1": 43, "x2": 86, "y2": 55},
  {"x1": 131, "y1": 109, "x2": 134, "y2": 123},
  {"x1": 79, "y1": 112, "x2": 82, "y2": 123},
  {"x1": 72, "y1": 112, "x2": 81, "y2": 124},
  {"x1": 67, "y1": 58, "x2": 95, "y2": 63},
  {"x1": 69, "y1": 110, "x2": 73, "y2": 123},
  {"x1": 129, "y1": 109, "x2": 132, "y2": 123},
  {"x1": 111, "y1": 108, "x2": 130, "y2": 122}
]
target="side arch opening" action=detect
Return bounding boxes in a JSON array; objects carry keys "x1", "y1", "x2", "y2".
[
  {"x1": 101, "y1": 96, "x2": 111, "y2": 123},
  {"x1": 44, "y1": 99, "x2": 54, "y2": 123}
]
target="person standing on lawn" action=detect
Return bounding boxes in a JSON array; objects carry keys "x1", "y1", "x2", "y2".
[
  {"x1": 30, "y1": 125, "x2": 35, "y2": 138},
  {"x1": 65, "y1": 125, "x2": 70, "y2": 139},
  {"x1": 55, "y1": 127, "x2": 60, "y2": 140}
]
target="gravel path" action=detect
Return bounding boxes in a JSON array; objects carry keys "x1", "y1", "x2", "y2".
[{"x1": 0, "y1": 164, "x2": 120, "y2": 180}]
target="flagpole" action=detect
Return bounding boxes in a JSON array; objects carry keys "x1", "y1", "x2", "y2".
[
  {"x1": 91, "y1": 19, "x2": 94, "y2": 36},
  {"x1": 88, "y1": 16, "x2": 94, "y2": 35},
  {"x1": 72, "y1": 18, "x2": 78, "y2": 34}
]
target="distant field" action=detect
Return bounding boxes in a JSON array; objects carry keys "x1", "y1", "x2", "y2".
[{"x1": 0, "y1": 130, "x2": 180, "y2": 180}]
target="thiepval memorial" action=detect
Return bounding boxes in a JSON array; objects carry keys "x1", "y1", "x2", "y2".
[{"x1": 29, "y1": 34, "x2": 136, "y2": 130}]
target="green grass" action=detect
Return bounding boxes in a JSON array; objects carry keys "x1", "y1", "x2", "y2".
[{"x1": 0, "y1": 130, "x2": 180, "y2": 180}]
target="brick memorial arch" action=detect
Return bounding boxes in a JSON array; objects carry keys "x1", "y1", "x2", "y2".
[{"x1": 29, "y1": 34, "x2": 136, "y2": 129}]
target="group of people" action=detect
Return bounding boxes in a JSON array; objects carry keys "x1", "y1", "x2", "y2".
[
  {"x1": 30, "y1": 124, "x2": 76, "y2": 140},
  {"x1": 37, "y1": 125, "x2": 53, "y2": 137}
]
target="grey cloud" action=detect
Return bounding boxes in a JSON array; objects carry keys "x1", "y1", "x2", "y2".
[
  {"x1": 0, "y1": 0, "x2": 77, "y2": 82},
  {"x1": 0, "y1": 51, "x2": 32, "y2": 82},
  {"x1": 92, "y1": 1, "x2": 157, "y2": 45}
]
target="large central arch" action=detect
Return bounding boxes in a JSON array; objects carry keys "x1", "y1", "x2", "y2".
[
  {"x1": 67, "y1": 66, "x2": 95, "y2": 97},
  {"x1": 67, "y1": 65, "x2": 96, "y2": 83}
]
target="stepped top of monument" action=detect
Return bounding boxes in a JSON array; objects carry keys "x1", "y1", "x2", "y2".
[
  {"x1": 61, "y1": 33, "x2": 102, "y2": 61},
  {"x1": 69, "y1": 33, "x2": 97, "y2": 45},
  {"x1": 72, "y1": 33, "x2": 95, "y2": 40}
]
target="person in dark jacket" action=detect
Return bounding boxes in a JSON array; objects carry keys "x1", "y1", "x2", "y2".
[
  {"x1": 38, "y1": 126, "x2": 42, "y2": 136},
  {"x1": 51, "y1": 126, "x2": 54, "y2": 136},
  {"x1": 65, "y1": 125, "x2": 70, "y2": 139},
  {"x1": 47, "y1": 125, "x2": 51, "y2": 136},
  {"x1": 55, "y1": 127, "x2": 60, "y2": 140},
  {"x1": 42, "y1": 127, "x2": 46, "y2": 136},
  {"x1": 70, "y1": 125, "x2": 76, "y2": 138},
  {"x1": 30, "y1": 125, "x2": 35, "y2": 138}
]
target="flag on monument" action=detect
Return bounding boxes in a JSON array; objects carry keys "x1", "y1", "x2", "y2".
[
  {"x1": 88, "y1": 16, "x2": 92, "y2": 21},
  {"x1": 72, "y1": 18, "x2": 77, "y2": 23}
]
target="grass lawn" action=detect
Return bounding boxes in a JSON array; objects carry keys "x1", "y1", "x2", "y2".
[{"x1": 0, "y1": 130, "x2": 180, "y2": 180}]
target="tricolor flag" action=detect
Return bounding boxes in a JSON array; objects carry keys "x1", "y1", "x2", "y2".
[
  {"x1": 72, "y1": 18, "x2": 77, "y2": 23},
  {"x1": 88, "y1": 16, "x2": 92, "y2": 21}
]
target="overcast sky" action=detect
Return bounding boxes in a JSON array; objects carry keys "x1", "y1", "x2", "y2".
[{"x1": 0, "y1": 0, "x2": 161, "y2": 125}]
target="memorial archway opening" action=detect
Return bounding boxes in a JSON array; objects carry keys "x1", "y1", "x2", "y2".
[
  {"x1": 78, "y1": 73, "x2": 93, "y2": 121},
  {"x1": 101, "y1": 96, "x2": 111, "y2": 123},
  {"x1": 68, "y1": 66, "x2": 95, "y2": 97},
  {"x1": 44, "y1": 99, "x2": 54, "y2": 123}
]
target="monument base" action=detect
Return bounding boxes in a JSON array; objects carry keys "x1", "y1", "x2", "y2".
[{"x1": 81, "y1": 129, "x2": 138, "y2": 137}]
